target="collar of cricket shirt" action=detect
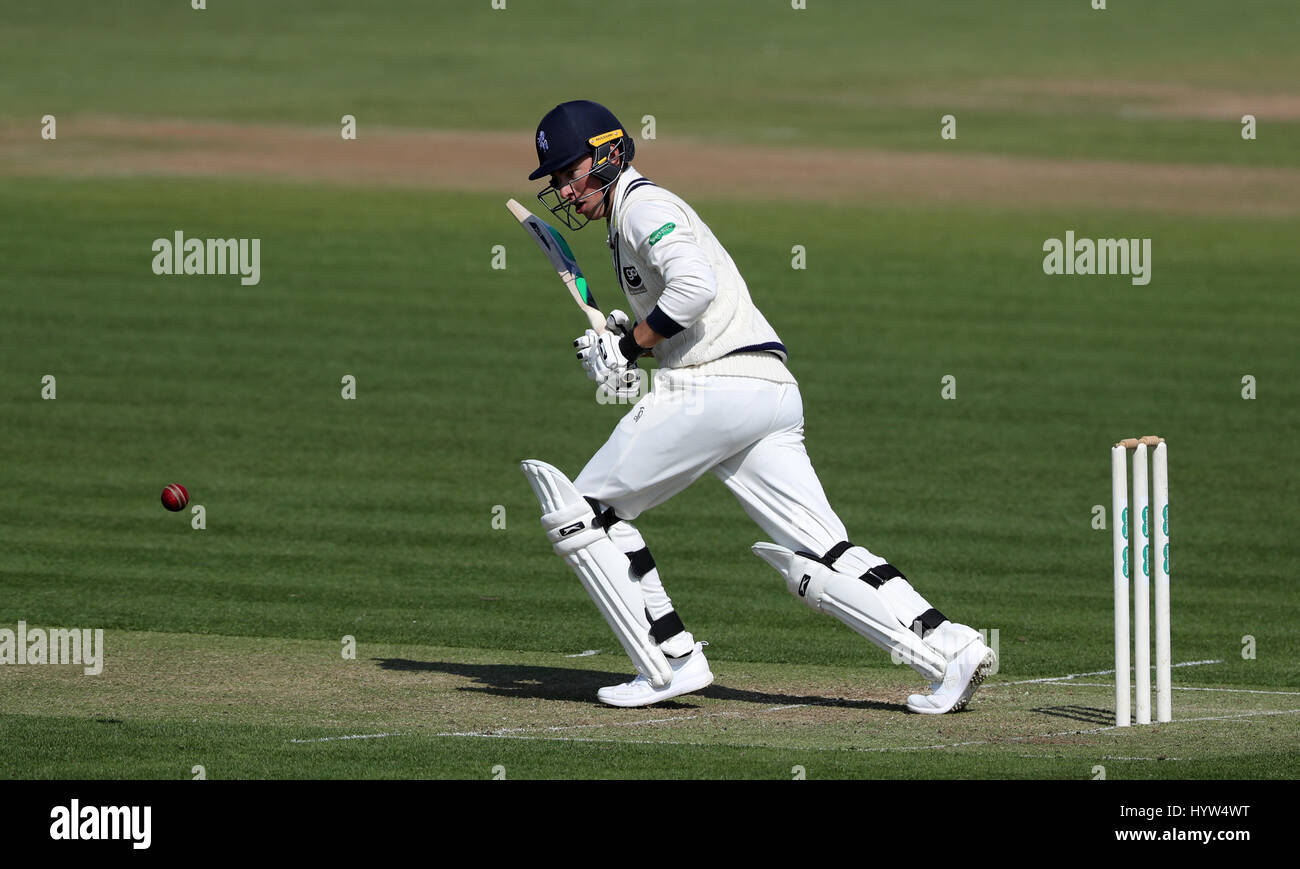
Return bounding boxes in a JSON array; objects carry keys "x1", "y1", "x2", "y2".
[{"x1": 606, "y1": 166, "x2": 645, "y2": 248}]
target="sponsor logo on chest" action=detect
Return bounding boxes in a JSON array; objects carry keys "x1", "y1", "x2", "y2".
[
  {"x1": 621, "y1": 265, "x2": 644, "y2": 291},
  {"x1": 612, "y1": 233, "x2": 648, "y2": 294}
]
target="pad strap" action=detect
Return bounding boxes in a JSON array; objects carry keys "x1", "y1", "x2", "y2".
[
  {"x1": 912, "y1": 607, "x2": 947, "y2": 636},
  {"x1": 822, "y1": 541, "x2": 854, "y2": 565},
  {"x1": 627, "y1": 547, "x2": 656, "y2": 579},
  {"x1": 584, "y1": 496, "x2": 622, "y2": 530},
  {"x1": 648, "y1": 610, "x2": 686, "y2": 644},
  {"x1": 822, "y1": 541, "x2": 906, "y2": 589},
  {"x1": 820, "y1": 542, "x2": 946, "y2": 636}
]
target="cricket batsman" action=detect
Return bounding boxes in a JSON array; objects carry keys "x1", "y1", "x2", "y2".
[{"x1": 520, "y1": 100, "x2": 996, "y2": 711}]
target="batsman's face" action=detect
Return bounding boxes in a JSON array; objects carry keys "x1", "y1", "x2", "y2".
[{"x1": 552, "y1": 157, "x2": 610, "y2": 220}]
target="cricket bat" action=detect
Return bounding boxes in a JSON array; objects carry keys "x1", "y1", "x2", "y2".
[{"x1": 506, "y1": 199, "x2": 606, "y2": 333}]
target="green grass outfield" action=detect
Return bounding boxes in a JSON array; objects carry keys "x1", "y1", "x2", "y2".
[
  {"x1": 1, "y1": 178, "x2": 1297, "y2": 778},
  {"x1": 2, "y1": 0, "x2": 1299, "y2": 167}
]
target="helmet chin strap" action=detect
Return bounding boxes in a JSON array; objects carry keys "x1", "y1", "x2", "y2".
[
  {"x1": 598, "y1": 169, "x2": 625, "y2": 246},
  {"x1": 598, "y1": 180, "x2": 616, "y2": 219},
  {"x1": 593, "y1": 146, "x2": 627, "y2": 228}
]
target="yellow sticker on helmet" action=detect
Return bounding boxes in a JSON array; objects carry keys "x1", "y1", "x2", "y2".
[{"x1": 588, "y1": 129, "x2": 624, "y2": 148}]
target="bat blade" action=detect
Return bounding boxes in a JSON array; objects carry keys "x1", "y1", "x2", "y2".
[{"x1": 506, "y1": 199, "x2": 605, "y2": 332}]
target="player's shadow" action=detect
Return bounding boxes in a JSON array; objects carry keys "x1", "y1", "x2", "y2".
[
  {"x1": 1030, "y1": 705, "x2": 1115, "y2": 725},
  {"x1": 375, "y1": 658, "x2": 899, "y2": 712}
]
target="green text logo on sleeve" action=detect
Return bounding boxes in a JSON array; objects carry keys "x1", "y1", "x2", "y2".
[{"x1": 647, "y1": 223, "x2": 677, "y2": 246}]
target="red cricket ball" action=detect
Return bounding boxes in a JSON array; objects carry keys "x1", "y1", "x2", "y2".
[{"x1": 161, "y1": 484, "x2": 189, "y2": 512}]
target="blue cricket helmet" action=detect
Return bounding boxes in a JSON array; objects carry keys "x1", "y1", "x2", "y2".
[{"x1": 528, "y1": 100, "x2": 636, "y2": 181}]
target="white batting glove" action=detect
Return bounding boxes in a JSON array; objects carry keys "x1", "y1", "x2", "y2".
[
  {"x1": 573, "y1": 328, "x2": 626, "y2": 383},
  {"x1": 605, "y1": 309, "x2": 634, "y2": 336}
]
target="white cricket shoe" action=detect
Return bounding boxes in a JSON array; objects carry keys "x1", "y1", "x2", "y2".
[
  {"x1": 597, "y1": 642, "x2": 714, "y2": 707},
  {"x1": 906, "y1": 625, "x2": 997, "y2": 714}
]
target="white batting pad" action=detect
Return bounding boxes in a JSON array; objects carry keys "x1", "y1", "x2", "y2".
[
  {"x1": 752, "y1": 543, "x2": 946, "y2": 681},
  {"x1": 522, "y1": 460, "x2": 672, "y2": 688}
]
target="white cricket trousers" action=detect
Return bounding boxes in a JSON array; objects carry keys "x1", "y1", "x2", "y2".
[{"x1": 575, "y1": 369, "x2": 853, "y2": 569}]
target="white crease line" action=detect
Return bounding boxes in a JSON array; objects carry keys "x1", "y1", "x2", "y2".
[
  {"x1": 1019, "y1": 754, "x2": 1184, "y2": 761},
  {"x1": 564, "y1": 650, "x2": 601, "y2": 658},
  {"x1": 441, "y1": 714, "x2": 707, "y2": 737},
  {"x1": 461, "y1": 733, "x2": 716, "y2": 748},
  {"x1": 1161, "y1": 685, "x2": 1300, "y2": 696},
  {"x1": 437, "y1": 702, "x2": 810, "y2": 739},
  {"x1": 1017, "y1": 754, "x2": 1183, "y2": 761},
  {"x1": 1050, "y1": 682, "x2": 1300, "y2": 696},
  {"x1": 991, "y1": 659, "x2": 1223, "y2": 686},
  {"x1": 290, "y1": 732, "x2": 400, "y2": 744},
  {"x1": 439, "y1": 707, "x2": 1300, "y2": 753},
  {"x1": 995, "y1": 667, "x2": 1120, "y2": 685},
  {"x1": 1169, "y1": 708, "x2": 1300, "y2": 724}
]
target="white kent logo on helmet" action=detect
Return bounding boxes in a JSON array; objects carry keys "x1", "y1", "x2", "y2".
[{"x1": 537, "y1": 131, "x2": 549, "y2": 152}]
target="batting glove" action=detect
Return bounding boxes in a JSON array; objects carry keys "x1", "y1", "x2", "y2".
[
  {"x1": 574, "y1": 328, "x2": 632, "y2": 383},
  {"x1": 605, "y1": 309, "x2": 634, "y2": 336},
  {"x1": 604, "y1": 309, "x2": 652, "y2": 365}
]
